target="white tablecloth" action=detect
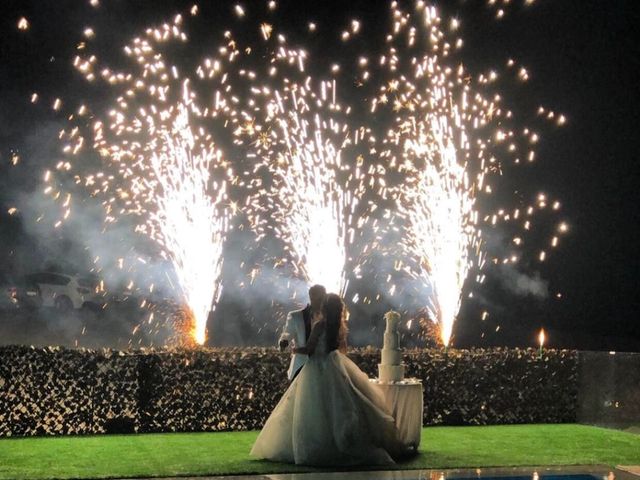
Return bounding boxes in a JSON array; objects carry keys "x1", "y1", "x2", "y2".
[{"x1": 371, "y1": 378, "x2": 423, "y2": 450}]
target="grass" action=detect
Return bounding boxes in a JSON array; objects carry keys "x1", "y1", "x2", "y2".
[{"x1": 0, "y1": 424, "x2": 639, "y2": 480}]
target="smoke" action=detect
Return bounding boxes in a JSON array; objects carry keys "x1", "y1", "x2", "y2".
[
  {"x1": 211, "y1": 227, "x2": 310, "y2": 346},
  {"x1": 497, "y1": 264, "x2": 549, "y2": 299}
]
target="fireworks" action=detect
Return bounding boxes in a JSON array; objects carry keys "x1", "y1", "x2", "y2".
[
  {"x1": 247, "y1": 79, "x2": 364, "y2": 295},
  {"x1": 359, "y1": 3, "x2": 482, "y2": 346},
  {"x1": 142, "y1": 103, "x2": 230, "y2": 344},
  {"x1": 367, "y1": 2, "x2": 567, "y2": 345},
  {"x1": 50, "y1": 15, "x2": 238, "y2": 345},
  {"x1": 28, "y1": 0, "x2": 568, "y2": 347}
]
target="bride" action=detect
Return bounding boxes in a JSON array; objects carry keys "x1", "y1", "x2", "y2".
[{"x1": 251, "y1": 293, "x2": 406, "y2": 466}]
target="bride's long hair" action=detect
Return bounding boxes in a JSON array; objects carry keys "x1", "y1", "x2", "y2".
[{"x1": 324, "y1": 293, "x2": 348, "y2": 353}]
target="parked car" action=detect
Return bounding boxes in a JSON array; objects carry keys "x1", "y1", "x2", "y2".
[
  {"x1": 0, "y1": 273, "x2": 41, "y2": 311},
  {"x1": 23, "y1": 272, "x2": 105, "y2": 312},
  {"x1": 15, "y1": 276, "x2": 42, "y2": 310},
  {"x1": 0, "y1": 274, "x2": 20, "y2": 310}
]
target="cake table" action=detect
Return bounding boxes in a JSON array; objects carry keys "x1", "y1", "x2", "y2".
[{"x1": 371, "y1": 377, "x2": 423, "y2": 450}]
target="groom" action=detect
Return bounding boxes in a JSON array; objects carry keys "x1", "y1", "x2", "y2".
[{"x1": 278, "y1": 284, "x2": 326, "y2": 381}]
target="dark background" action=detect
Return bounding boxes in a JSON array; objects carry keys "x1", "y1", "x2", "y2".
[{"x1": 0, "y1": 0, "x2": 639, "y2": 351}]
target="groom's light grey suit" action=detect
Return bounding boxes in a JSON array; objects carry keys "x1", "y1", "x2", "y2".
[{"x1": 279, "y1": 306, "x2": 310, "y2": 380}]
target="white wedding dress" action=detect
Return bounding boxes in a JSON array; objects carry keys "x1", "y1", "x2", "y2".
[{"x1": 251, "y1": 329, "x2": 404, "y2": 466}]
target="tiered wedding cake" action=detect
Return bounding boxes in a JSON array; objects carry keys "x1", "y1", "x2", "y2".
[{"x1": 378, "y1": 311, "x2": 405, "y2": 383}]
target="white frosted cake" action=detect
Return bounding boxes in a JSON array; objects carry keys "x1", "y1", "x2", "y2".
[{"x1": 378, "y1": 311, "x2": 405, "y2": 383}]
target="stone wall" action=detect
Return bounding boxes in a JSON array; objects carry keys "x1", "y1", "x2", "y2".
[{"x1": 0, "y1": 345, "x2": 578, "y2": 436}]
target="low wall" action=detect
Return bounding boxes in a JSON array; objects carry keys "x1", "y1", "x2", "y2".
[
  {"x1": 0, "y1": 346, "x2": 578, "y2": 436},
  {"x1": 577, "y1": 351, "x2": 640, "y2": 428}
]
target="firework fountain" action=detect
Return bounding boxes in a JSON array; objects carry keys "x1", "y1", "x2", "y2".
[
  {"x1": 142, "y1": 100, "x2": 230, "y2": 345},
  {"x1": 51, "y1": 16, "x2": 240, "y2": 344},
  {"x1": 371, "y1": 4, "x2": 483, "y2": 347},
  {"x1": 365, "y1": 2, "x2": 567, "y2": 346},
  {"x1": 247, "y1": 78, "x2": 364, "y2": 295}
]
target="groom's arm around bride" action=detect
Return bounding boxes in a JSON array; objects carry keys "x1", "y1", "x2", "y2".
[{"x1": 277, "y1": 285, "x2": 326, "y2": 381}]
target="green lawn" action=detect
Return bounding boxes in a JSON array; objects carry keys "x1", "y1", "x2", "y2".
[{"x1": 0, "y1": 424, "x2": 638, "y2": 480}]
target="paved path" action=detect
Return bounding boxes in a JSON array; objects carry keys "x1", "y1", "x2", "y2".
[
  {"x1": 119, "y1": 465, "x2": 639, "y2": 480},
  {"x1": 618, "y1": 466, "x2": 640, "y2": 477}
]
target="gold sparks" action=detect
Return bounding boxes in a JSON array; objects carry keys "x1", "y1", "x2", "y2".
[
  {"x1": 374, "y1": 1, "x2": 564, "y2": 345},
  {"x1": 52, "y1": 18, "x2": 239, "y2": 344},
  {"x1": 518, "y1": 67, "x2": 529, "y2": 81},
  {"x1": 245, "y1": 79, "x2": 361, "y2": 294},
  {"x1": 260, "y1": 23, "x2": 273, "y2": 40},
  {"x1": 257, "y1": 131, "x2": 271, "y2": 148},
  {"x1": 17, "y1": 17, "x2": 29, "y2": 31}
]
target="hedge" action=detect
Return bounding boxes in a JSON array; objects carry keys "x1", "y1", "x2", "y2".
[{"x1": 0, "y1": 346, "x2": 578, "y2": 436}]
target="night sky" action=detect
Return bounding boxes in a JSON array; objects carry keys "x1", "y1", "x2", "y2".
[{"x1": 0, "y1": 0, "x2": 639, "y2": 351}]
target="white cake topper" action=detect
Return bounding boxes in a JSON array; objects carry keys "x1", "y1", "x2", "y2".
[{"x1": 384, "y1": 310, "x2": 401, "y2": 331}]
